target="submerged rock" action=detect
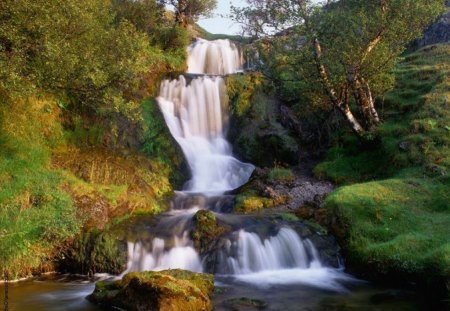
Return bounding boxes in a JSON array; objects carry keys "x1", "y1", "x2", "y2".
[
  {"x1": 88, "y1": 269, "x2": 214, "y2": 311},
  {"x1": 223, "y1": 297, "x2": 268, "y2": 310}
]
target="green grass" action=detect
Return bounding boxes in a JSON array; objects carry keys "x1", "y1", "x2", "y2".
[
  {"x1": 268, "y1": 167, "x2": 295, "y2": 182},
  {"x1": 325, "y1": 178, "x2": 449, "y2": 275},
  {"x1": 319, "y1": 44, "x2": 450, "y2": 293},
  {"x1": 0, "y1": 96, "x2": 80, "y2": 278}
]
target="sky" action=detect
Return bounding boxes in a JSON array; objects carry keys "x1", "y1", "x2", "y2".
[{"x1": 197, "y1": 0, "x2": 247, "y2": 35}]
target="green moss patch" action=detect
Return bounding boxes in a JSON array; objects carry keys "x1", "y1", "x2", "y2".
[{"x1": 89, "y1": 269, "x2": 214, "y2": 311}]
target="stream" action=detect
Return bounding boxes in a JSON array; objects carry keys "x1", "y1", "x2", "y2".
[{"x1": 0, "y1": 39, "x2": 430, "y2": 311}]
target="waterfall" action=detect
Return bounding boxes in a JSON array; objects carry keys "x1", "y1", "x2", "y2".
[
  {"x1": 158, "y1": 39, "x2": 254, "y2": 193},
  {"x1": 120, "y1": 39, "x2": 349, "y2": 291},
  {"x1": 223, "y1": 228, "x2": 321, "y2": 274},
  {"x1": 187, "y1": 38, "x2": 243, "y2": 75},
  {"x1": 121, "y1": 233, "x2": 202, "y2": 275}
]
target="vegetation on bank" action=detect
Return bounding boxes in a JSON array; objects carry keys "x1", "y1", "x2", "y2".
[
  {"x1": 0, "y1": 0, "x2": 190, "y2": 278},
  {"x1": 233, "y1": 0, "x2": 445, "y2": 136},
  {"x1": 320, "y1": 45, "x2": 449, "y2": 294}
]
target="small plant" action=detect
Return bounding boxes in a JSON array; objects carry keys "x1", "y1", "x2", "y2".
[{"x1": 268, "y1": 167, "x2": 295, "y2": 183}]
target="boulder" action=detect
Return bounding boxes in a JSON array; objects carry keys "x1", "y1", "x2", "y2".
[{"x1": 88, "y1": 269, "x2": 214, "y2": 311}]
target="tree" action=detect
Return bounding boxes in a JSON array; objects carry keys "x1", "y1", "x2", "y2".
[
  {"x1": 233, "y1": 0, "x2": 444, "y2": 135},
  {"x1": 0, "y1": 0, "x2": 154, "y2": 116},
  {"x1": 161, "y1": 0, "x2": 217, "y2": 27}
]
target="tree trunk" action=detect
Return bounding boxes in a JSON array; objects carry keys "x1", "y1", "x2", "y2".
[
  {"x1": 311, "y1": 39, "x2": 365, "y2": 135},
  {"x1": 359, "y1": 76, "x2": 380, "y2": 125},
  {"x1": 175, "y1": 0, "x2": 189, "y2": 27},
  {"x1": 347, "y1": 69, "x2": 380, "y2": 131}
]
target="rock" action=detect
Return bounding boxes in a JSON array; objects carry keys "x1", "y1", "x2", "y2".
[
  {"x1": 88, "y1": 269, "x2": 214, "y2": 311},
  {"x1": 223, "y1": 297, "x2": 268, "y2": 310},
  {"x1": 414, "y1": 3, "x2": 450, "y2": 49},
  {"x1": 398, "y1": 141, "x2": 410, "y2": 151},
  {"x1": 191, "y1": 210, "x2": 229, "y2": 255},
  {"x1": 58, "y1": 230, "x2": 127, "y2": 275}
]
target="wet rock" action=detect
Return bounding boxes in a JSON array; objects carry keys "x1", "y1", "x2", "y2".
[
  {"x1": 58, "y1": 230, "x2": 127, "y2": 275},
  {"x1": 191, "y1": 210, "x2": 230, "y2": 255},
  {"x1": 223, "y1": 297, "x2": 268, "y2": 310},
  {"x1": 88, "y1": 269, "x2": 214, "y2": 311}
]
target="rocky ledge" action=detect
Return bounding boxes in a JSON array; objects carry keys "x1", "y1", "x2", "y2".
[{"x1": 88, "y1": 269, "x2": 214, "y2": 311}]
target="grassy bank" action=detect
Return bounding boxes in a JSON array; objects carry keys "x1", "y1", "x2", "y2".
[
  {"x1": 0, "y1": 95, "x2": 183, "y2": 278},
  {"x1": 317, "y1": 44, "x2": 450, "y2": 296}
]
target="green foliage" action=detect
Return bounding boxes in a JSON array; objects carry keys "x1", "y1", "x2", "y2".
[
  {"x1": 325, "y1": 178, "x2": 449, "y2": 282},
  {"x1": 227, "y1": 74, "x2": 264, "y2": 117},
  {"x1": 191, "y1": 210, "x2": 227, "y2": 254},
  {"x1": 164, "y1": 0, "x2": 218, "y2": 24},
  {"x1": 0, "y1": 0, "x2": 191, "y2": 277},
  {"x1": 321, "y1": 45, "x2": 450, "y2": 291},
  {"x1": 318, "y1": 45, "x2": 450, "y2": 183},
  {"x1": 234, "y1": 0, "x2": 445, "y2": 134},
  {"x1": 227, "y1": 74, "x2": 299, "y2": 166},
  {"x1": 60, "y1": 230, "x2": 126, "y2": 275},
  {"x1": 268, "y1": 168, "x2": 295, "y2": 183},
  {"x1": 194, "y1": 24, "x2": 251, "y2": 43},
  {"x1": 0, "y1": 97, "x2": 80, "y2": 278}
]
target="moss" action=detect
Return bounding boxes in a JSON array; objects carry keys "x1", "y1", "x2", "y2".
[
  {"x1": 58, "y1": 229, "x2": 127, "y2": 275},
  {"x1": 324, "y1": 178, "x2": 449, "y2": 290},
  {"x1": 227, "y1": 73, "x2": 299, "y2": 167},
  {"x1": 318, "y1": 45, "x2": 450, "y2": 296},
  {"x1": 191, "y1": 210, "x2": 229, "y2": 254},
  {"x1": 141, "y1": 98, "x2": 189, "y2": 187},
  {"x1": 234, "y1": 190, "x2": 279, "y2": 214},
  {"x1": 89, "y1": 269, "x2": 214, "y2": 311},
  {"x1": 268, "y1": 167, "x2": 295, "y2": 183}
]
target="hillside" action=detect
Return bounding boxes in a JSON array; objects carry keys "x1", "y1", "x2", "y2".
[{"x1": 318, "y1": 44, "x2": 450, "y2": 297}]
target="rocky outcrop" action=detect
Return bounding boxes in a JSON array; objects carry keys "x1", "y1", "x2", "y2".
[
  {"x1": 88, "y1": 269, "x2": 214, "y2": 311},
  {"x1": 234, "y1": 167, "x2": 334, "y2": 214},
  {"x1": 226, "y1": 74, "x2": 300, "y2": 167},
  {"x1": 414, "y1": 2, "x2": 450, "y2": 48},
  {"x1": 191, "y1": 210, "x2": 230, "y2": 255}
]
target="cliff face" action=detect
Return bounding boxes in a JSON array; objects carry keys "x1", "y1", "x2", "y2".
[{"x1": 415, "y1": 2, "x2": 450, "y2": 48}]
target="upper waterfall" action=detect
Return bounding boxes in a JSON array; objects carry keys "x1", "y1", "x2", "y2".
[
  {"x1": 187, "y1": 39, "x2": 243, "y2": 75},
  {"x1": 157, "y1": 39, "x2": 254, "y2": 194}
]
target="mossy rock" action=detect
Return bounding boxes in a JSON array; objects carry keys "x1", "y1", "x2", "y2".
[
  {"x1": 88, "y1": 269, "x2": 214, "y2": 311},
  {"x1": 58, "y1": 230, "x2": 127, "y2": 275},
  {"x1": 191, "y1": 210, "x2": 229, "y2": 254}
]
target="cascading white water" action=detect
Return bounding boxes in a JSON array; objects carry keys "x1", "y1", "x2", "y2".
[
  {"x1": 225, "y1": 228, "x2": 321, "y2": 274},
  {"x1": 121, "y1": 232, "x2": 202, "y2": 276},
  {"x1": 158, "y1": 40, "x2": 254, "y2": 193},
  {"x1": 217, "y1": 227, "x2": 352, "y2": 291},
  {"x1": 187, "y1": 39, "x2": 243, "y2": 75},
  {"x1": 121, "y1": 39, "x2": 351, "y2": 292}
]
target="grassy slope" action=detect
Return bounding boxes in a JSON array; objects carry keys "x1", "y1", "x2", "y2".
[
  {"x1": 318, "y1": 44, "x2": 450, "y2": 294},
  {"x1": 0, "y1": 95, "x2": 177, "y2": 278}
]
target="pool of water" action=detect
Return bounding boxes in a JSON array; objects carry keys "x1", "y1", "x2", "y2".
[{"x1": 0, "y1": 274, "x2": 436, "y2": 311}]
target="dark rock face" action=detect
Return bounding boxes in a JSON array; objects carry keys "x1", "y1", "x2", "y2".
[
  {"x1": 58, "y1": 230, "x2": 127, "y2": 276},
  {"x1": 88, "y1": 269, "x2": 214, "y2": 311},
  {"x1": 414, "y1": 4, "x2": 450, "y2": 48}
]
